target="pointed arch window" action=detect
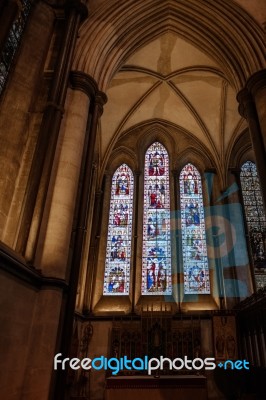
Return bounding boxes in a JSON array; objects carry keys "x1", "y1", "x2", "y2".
[
  {"x1": 103, "y1": 164, "x2": 134, "y2": 295},
  {"x1": 240, "y1": 161, "x2": 266, "y2": 288},
  {"x1": 141, "y1": 142, "x2": 172, "y2": 295},
  {"x1": 180, "y1": 163, "x2": 210, "y2": 294}
]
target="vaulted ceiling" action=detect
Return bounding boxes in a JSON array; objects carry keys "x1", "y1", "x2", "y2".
[
  {"x1": 101, "y1": 32, "x2": 247, "y2": 177},
  {"x1": 77, "y1": 0, "x2": 266, "y2": 181}
]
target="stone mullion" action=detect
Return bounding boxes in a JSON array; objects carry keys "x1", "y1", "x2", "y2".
[
  {"x1": 16, "y1": 1, "x2": 88, "y2": 257},
  {"x1": 172, "y1": 169, "x2": 181, "y2": 311},
  {"x1": 131, "y1": 170, "x2": 140, "y2": 313}
]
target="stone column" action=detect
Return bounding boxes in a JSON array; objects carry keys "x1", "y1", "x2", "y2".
[
  {"x1": 34, "y1": 87, "x2": 91, "y2": 277},
  {"x1": 75, "y1": 163, "x2": 98, "y2": 312},
  {"x1": 53, "y1": 76, "x2": 107, "y2": 398},
  {"x1": 0, "y1": 1, "x2": 54, "y2": 240},
  {"x1": 15, "y1": 0, "x2": 88, "y2": 256},
  {"x1": 83, "y1": 188, "x2": 104, "y2": 314},
  {"x1": 246, "y1": 70, "x2": 266, "y2": 151},
  {"x1": 237, "y1": 70, "x2": 266, "y2": 210}
]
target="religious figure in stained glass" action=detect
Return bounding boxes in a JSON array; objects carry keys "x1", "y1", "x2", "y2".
[
  {"x1": 180, "y1": 164, "x2": 210, "y2": 294},
  {"x1": 142, "y1": 142, "x2": 172, "y2": 295},
  {"x1": 115, "y1": 171, "x2": 130, "y2": 195},
  {"x1": 103, "y1": 164, "x2": 134, "y2": 295},
  {"x1": 148, "y1": 149, "x2": 165, "y2": 176},
  {"x1": 240, "y1": 161, "x2": 266, "y2": 289}
]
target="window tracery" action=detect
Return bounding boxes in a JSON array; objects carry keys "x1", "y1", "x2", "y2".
[
  {"x1": 179, "y1": 163, "x2": 210, "y2": 294},
  {"x1": 141, "y1": 142, "x2": 172, "y2": 295},
  {"x1": 103, "y1": 164, "x2": 134, "y2": 295}
]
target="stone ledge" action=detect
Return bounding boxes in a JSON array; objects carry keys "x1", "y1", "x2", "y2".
[{"x1": 0, "y1": 241, "x2": 68, "y2": 291}]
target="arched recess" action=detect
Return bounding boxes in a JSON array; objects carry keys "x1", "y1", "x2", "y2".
[
  {"x1": 75, "y1": 0, "x2": 265, "y2": 91},
  {"x1": 106, "y1": 146, "x2": 138, "y2": 175}
]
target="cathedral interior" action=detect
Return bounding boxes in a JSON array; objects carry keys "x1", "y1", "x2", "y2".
[{"x1": 0, "y1": 0, "x2": 266, "y2": 399}]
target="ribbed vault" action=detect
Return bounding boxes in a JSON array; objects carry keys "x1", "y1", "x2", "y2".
[{"x1": 75, "y1": 0, "x2": 265, "y2": 91}]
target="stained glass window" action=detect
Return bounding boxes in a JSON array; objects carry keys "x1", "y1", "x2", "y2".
[
  {"x1": 180, "y1": 164, "x2": 210, "y2": 294},
  {"x1": 103, "y1": 164, "x2": 134, "y2": 295},
  {"x1": 240, "y1": 161, "x2": 266, "y2": 289},
  {"x1": 0, "y1": 0, "x2": 32, "y2": 95},
  {"x1": 141, "y1": 142, "x2": 172, "y2": 295}
]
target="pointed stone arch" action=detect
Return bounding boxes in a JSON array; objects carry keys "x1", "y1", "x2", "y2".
[{"x1": 75, "y1": 0, "x2": 265, "y2": 91}]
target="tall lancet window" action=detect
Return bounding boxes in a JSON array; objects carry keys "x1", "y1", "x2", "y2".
[
  {"x1": 240, "y1": 161, "x2": 266, "y2": 289},
  {"x1": 142, "y1": 142, "x2": 172, "y2": 295},
  {"x1": 180, "y1": 164, "x2": 210, "y2": 294},
  {"x1": 103, "y1": 164, "x2": 134, "y2": 295}
]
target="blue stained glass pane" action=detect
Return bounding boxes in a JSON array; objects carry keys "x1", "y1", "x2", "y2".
[
  {"x1": 142, "y1": 142, "x2": 172, "y2": 295},
  {"x1": 103, "y1": 164, "x2": 134, "y2": 295},
  {"x1": 180, "y1": 163, "x2": 210, "y2": 294}
]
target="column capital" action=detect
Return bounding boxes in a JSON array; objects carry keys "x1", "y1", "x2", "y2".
[
  {"x1": 94, "y1": 91, "x2": 108, "y2": 116},
  {"x1": 237, "y1": 70, "x2": 266, "y2": 118},
  {"x1": 236, "y1": 88, "x2": 253, "y2": 119},
  {"x1": 246, "y1": 69, "x2": 266, "y2": 97},
  {"x1": 70, "y1": 71, "x2": 98, "y2": 98},
  {"x1": 70, "y1": 71, "x2": 107, "y2": 114}
]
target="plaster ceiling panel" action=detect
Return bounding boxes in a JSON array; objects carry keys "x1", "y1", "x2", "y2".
[
  {"x1": 223, "y1": 84, "x2": 244, "y2": 151},
  {"x1": 101, "y1": 72, "x2": 158, "y2": 154},
  {"x1": 172, "y1": 73, "x2": 222, "y2": 149},
  {"x1": 125, "y1": 32, "x2": 219, "y2": 75},
  {"x1": 122, "y1": 82, "x2": 211, "y2": 149}
]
